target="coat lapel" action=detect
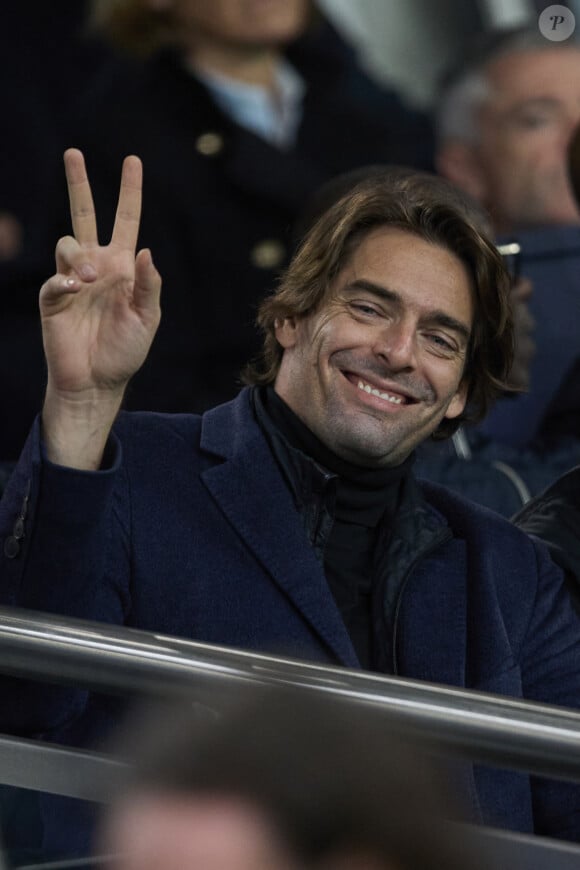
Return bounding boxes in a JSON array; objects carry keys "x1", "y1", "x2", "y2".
[{"x1": 199, "y1": 393, "x2": 360, "y2": 668}]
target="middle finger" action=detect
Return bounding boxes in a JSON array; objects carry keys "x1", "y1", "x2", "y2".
[{"x1": 110, "y1": 154, "x2": 143, "y2": 253}]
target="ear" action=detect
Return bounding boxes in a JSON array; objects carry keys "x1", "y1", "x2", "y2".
[
  {"x1": 436, "y1": 140, "x2": 488, "y2": 204},
  {"x1": 444, "y1": 377, "x2": 469, "y2": 421},
  {"x1": 274, "y1": 316, "x2": 299, "y2": 349}
]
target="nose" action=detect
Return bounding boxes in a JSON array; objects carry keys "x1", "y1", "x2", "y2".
[{"x1": 373, "y1": 318, "x2": 417, "y2": 371}]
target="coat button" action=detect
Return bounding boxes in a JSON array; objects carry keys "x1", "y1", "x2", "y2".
[
  {"x1": 250, "y1": 239, "x2": 286, "y2": 270},
  {"x1": 195, "y1": 132, "x2": 224, "y2": 156},
  {"x1": 4, "y1": 536, "x2": 20, "y2": 559},
  {"x1": 12, "y1": 518, "x2": 24, "y2": 539}
]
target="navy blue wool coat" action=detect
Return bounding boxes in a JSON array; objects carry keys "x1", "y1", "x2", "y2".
[{"x1": 1, "y1": 389, "x2": 580, "y2": 853}]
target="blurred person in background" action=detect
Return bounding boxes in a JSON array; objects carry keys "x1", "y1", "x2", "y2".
[
  {"x1": 101, "y1": 688, "x2": 478, "y2": 870},
  {"x1": 435, "y1": 28, "x2": 580, "y2": 449},
  {"x1": 436, "y1": 28, "x2": 580, "y2": 234}
]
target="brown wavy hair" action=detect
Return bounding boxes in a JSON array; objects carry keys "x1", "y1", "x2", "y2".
[{"x1": 243, "y1": 170, "x2": 514, "y2": 440}]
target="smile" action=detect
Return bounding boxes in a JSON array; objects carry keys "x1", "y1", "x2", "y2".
[{"x1": 357, "y1": 380, "x2": 404, "y2": 404}]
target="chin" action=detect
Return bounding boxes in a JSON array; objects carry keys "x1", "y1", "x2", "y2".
[{"x1": 329, "y1": 430, "x2": 400, "y2": 467}]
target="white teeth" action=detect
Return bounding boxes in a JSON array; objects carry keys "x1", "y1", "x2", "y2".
[{"x1": 357, "y1": 380, "x2": 403, "y2": 404}]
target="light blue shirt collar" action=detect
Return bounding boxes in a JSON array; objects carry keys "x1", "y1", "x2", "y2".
[{"x1": 195, "y1": 59, "x2": 306, "y2": 149}]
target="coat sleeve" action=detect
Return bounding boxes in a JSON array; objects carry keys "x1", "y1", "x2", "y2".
[
  {"x1": 519, "y1": 538, "x2": 580, "y2": 840},
  {"x1": 0, "y1": 417, "x2": 131, "y2": 735}
]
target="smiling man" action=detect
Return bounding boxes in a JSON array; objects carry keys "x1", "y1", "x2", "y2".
[{"x1": 1, "y1": 151, "x2": 580, "y2": 857}]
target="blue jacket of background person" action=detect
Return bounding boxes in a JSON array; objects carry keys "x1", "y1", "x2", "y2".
[
  {"x1": 1, "y1": 389, "x2": 580, "y2": 857},
  {"x1": 415, "y1": 426, "x2": 580, "y2": 517},
  {"x1": 479, "y1": 226, "x2": 580, "y2": 447}
]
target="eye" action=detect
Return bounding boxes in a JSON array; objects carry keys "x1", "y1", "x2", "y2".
[
  {"x1": 514, "y1": 110, "x2": 557, "y2": 130},
  {"x1": 521, "y1": 115, "x2": 550, "y2": 129},
  {"x1": 350, "y1": 302, "x2": 380, "y2": 317},
  {"x1": 425, "y1": 333, "x2": 456, "y2": 354}
]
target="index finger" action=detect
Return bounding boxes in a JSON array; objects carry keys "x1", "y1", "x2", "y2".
[
  {"x1": 110, "y1": 155, "x2": 143, "y2": 253},
  {"x1": 64, "y1": 148, "x2": 98, "y2": 246}
]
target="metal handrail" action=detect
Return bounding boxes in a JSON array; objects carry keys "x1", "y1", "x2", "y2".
[
  {"x1": 0, "y1": 735, "x2": 125, "y2": 801},
  {"x1": 0, "y1": 606, "x2": 580, "y2": 781}
]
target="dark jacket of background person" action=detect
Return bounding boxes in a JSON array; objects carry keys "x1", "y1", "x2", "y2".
[
  {"x1": 1, "y1": 389, "x2": 580, "y2": 856},
  {"x1": 476, "y1": 228, "x2": 580, "y2": 448},
  {"x1": 0, "y1": 2, "x2": 111, "y2": 464},
  {"x1": 0, "y1": 2, "x2": 105, "y2": 274},
  {"x1": 62, "y1": 21, "x2": 433, "y2": 417},
  {"x1": 514, "y1": 465, "x2": 580, "y2": 612},
  {"x1": 415, "y1": 428, "x2": 580, "y2": 517},
  {"x1": 417, "y1": 225, "x2": 580, "y2": 508}
]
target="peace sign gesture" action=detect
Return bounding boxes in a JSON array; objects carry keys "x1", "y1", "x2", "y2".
[{"x1": 40, "y1": 149, "x2": 162, "y2": 469}]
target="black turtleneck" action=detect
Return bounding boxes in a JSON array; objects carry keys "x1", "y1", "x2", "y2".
[{"x1": 253, "y1": 386, "x2": 414, "y2": 670}]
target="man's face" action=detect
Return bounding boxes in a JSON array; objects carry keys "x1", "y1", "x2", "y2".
[
  {"x1": 172, "y1": 0, "x2": 310, "y2": 48},
  {"x1": 476, "y1": 47, "x2": 580, "y2": 230},
  {"x1": 274, "y1": 227, "x2": 473, "y2": 468}
]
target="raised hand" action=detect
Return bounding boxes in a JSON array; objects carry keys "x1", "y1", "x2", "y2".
[
  {"x1": 41, "y1": 148, "x2": 161, "y2": 398},
  {"x1": 40, "y1": 149, "x2": 162, "y2": 469}
]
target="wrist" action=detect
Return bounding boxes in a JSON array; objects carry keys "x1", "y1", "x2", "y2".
[{"x1": 42, "y1": 385, "x2": 125, "y2": 470}]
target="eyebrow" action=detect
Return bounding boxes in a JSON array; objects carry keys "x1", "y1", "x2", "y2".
[{"x1": 345, "y1": 279, "x2": 472, "y2": 344}]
